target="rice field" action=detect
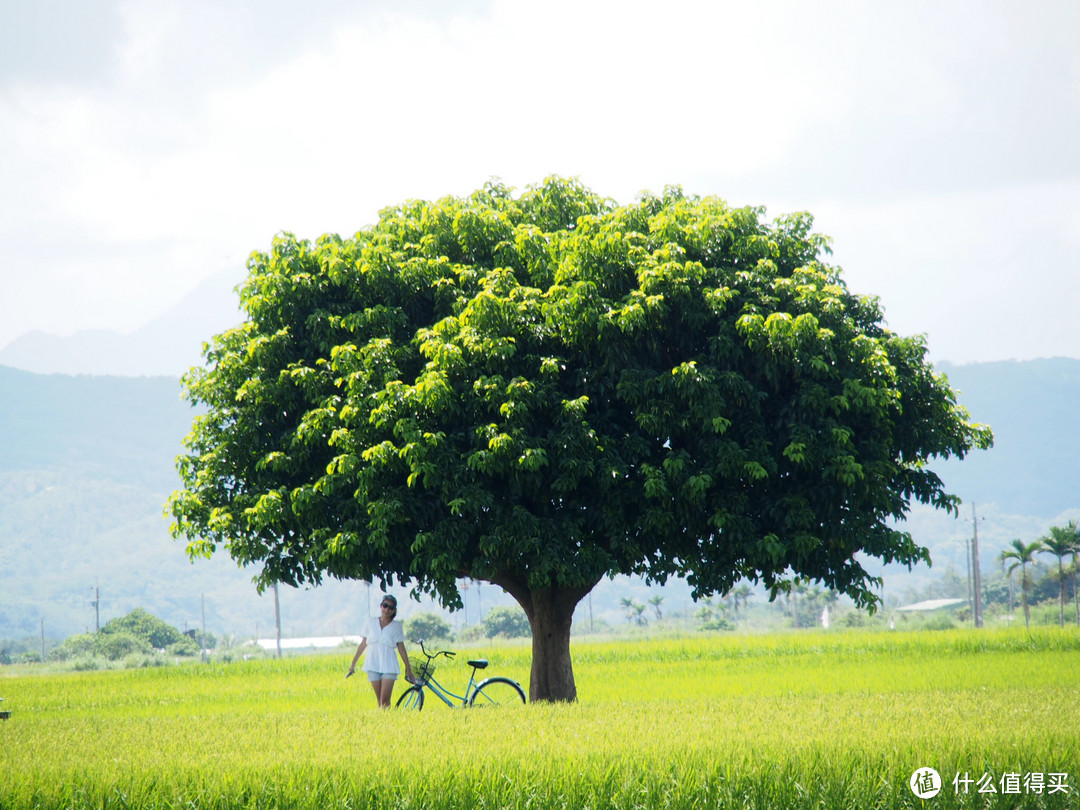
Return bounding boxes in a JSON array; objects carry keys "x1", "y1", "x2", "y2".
[{"x1": 2, "y1": 628, "x2": 1078, "y2": 809}]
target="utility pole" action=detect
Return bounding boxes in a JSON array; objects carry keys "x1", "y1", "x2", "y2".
[
  {"x1": 971, "y1": 503, "x2": 983, "y2": 628},
  {"x1": 965, "y1": 534, "x2": 973, "y2": 622},
  {"x1": 91, "y1": 585, "x2": 100, "y2": 633},
  {"x1": 273, "y1": 582, "x2": 282, "y2": 659},
  {"x1": 41, "y1": 619, "x2": 45, "y2": 662},
  {"x1": 201, "y1": 594, "x2": 207, "y2": 663}
]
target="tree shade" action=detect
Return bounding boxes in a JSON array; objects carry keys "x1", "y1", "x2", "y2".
[{"x1": 169, "y1": 177, "x2": 992, "y2": 700}]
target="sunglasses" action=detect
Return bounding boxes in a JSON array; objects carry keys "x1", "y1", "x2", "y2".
[{"x1": 381, "y1": 603, "x2": 396, "y2": 611}]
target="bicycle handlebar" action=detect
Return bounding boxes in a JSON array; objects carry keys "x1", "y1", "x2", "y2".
[{"x1": 414, "y1": 638, "x2": 456, "y2": 660}]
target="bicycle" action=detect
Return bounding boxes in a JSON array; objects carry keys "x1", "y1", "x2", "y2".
[{"x1": 395, "y1": 639, "x2": 526, "y2": 710}]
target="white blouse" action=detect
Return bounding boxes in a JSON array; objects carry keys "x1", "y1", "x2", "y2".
[{"x1": 362, "y1": 616, "x2": 405, "y2": 674}]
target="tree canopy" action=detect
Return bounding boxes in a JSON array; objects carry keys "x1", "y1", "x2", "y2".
[{"x1": 169, "y1": 177, "x2": 992, "y2": 701}]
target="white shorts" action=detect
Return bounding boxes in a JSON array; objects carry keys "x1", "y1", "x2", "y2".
[{"x1": 367, "y1": 671, "x2": 398, "y2": 682}]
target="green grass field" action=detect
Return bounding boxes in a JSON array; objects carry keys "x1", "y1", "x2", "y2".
[{"x1": 2, "y1": 628, "x2": 1078, "y2": 809}]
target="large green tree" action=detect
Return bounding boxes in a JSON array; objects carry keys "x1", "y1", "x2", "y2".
[{"x1": 169, "y1": 178, "x2": 991, "y2": 701}]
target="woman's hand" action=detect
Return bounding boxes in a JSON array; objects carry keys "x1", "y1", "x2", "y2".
[{"x1": 346, "y1": 665, "x2": 355, "y2": 679}]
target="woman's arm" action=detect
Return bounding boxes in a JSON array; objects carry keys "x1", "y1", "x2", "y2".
[
  {"x1": 397, "y1": 641, "x2": 413, "y2": 682},
  {"x1": 348, "y1": 639, "x2": 367, "y2": 675}
]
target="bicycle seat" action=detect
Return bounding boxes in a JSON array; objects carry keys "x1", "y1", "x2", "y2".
[{"x1": 467, "y1": 659, "x2": 489, "y2": 670}]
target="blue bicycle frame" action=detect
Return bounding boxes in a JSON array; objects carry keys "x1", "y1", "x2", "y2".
[
  {"x1": 411, "y1": 664, "x2": 481, "y2": 708},
  {"x1": 396, "y1": 639, "x2": 526, "y2": 710}
]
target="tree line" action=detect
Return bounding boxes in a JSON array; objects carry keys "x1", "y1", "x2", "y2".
[{"x1": 997, "y1": 521, "x2": 1080, "y2": 629}]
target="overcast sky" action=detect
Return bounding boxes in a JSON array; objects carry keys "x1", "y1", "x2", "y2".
[{"x1": 2, "y1": 0, "x2": 1078, "y2": 364}]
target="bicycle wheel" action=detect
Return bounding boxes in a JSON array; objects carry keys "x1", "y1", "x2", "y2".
[
  {"x1": 396, "y1": 685, "x2": 424, "y2": 710},
  {"x1": 469, "y1": 676, "x2": 526, "y2": 707}
]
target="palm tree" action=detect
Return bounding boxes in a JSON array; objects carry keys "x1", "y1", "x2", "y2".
[
  {"x1": 1000, "y1": 539, "x2": 1042, "y2": 629},
  {"x1": 648, "y1": 594, "x2": 664, "y2": 622},
  {"x1": 1073, "y1": 551, "x2": 1080, "y2": 625},
  {"x1": 1040, "y1": 525, "x2": 1078, "y2": 627},
  {"x1": 1066, "y1": 520, "x2": 1080, "y2": 625},
  {"x1": 722, "y1": 592, "x2": 735, "y2": 626},
  {"x1": 620, "y1": 597, "x2": 646, "y2": 625},
  {"x1": 729, "y1": 584, "x2": 751, "y2": 628},
  {"x1": 1000, "y1": 552, "x2": 1015, "y2": 628},
  {"x1": 788, "y1": 579, "x2": 810, "y2": 627},
  {"x1": 695, "y1": 597, "x2": 716, "y2": 625}
]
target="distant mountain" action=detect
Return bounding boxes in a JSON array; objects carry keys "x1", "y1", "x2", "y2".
[
  {"x1": 0, "y1": 364, "x2": 390, "y2": 642},
  {"x1": 932, "y1": 358, "x2": 1080, "y2": 517},
  {"x1": 0, "y1": 358, "x2": 1077, "y2": 642},
  {"x1": 0, "y1": 367, "x2": 191, "y2": 488},
  {"x1": 0, "y1": 267, "x2": 246, "y2": 377},
  {"x1": 871, "y1": 358, "x2": 1080, "y2": 597}
]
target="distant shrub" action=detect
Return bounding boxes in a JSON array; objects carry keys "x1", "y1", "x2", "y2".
[
  {"x1": 166, "y1": 637, "x2": 200, "y2": 657},
  {"x1": 841, "y1": 611, "x2": 868, "y2": 628},
  {"x1": 49, "y1": 633, "x2": 96, "y2": 662},
  {"x1": 51, "y1": 609, "x2": 192, "y2": 664},
  {"x1": 483, "y1": 606, "x2": 531, "y2": 639},
  {"x1": 122, "y1": 653, "x2": 168, "y2": 669},
  {"x1": 97, "y1": 632, "x2": 151, "y2": 660},
  {"x1": 405, "y1": 612, "x2": 453, "y2": 644},
  {"x1": 100, "y1": 608, "x2": 186, "y2": 649},
  {"x1": 71, "y1": 656, "x2": 106, "y2": 671},
  {"x1": 701, "y1": 618, "x2": 735, "y2": 632},
  {"x1": 922, "y1": 613, "x2": 957, "y2": 631},
  {"x1": 456, "y1": 624, "x2": 487, "y2": 644}
]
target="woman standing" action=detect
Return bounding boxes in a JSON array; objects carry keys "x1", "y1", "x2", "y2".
[{"x1": 348, "y1": 594, "x2": 414, "y2": 708}]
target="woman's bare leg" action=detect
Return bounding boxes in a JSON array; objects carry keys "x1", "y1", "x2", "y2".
[{"x1": 376, "y1": 677, "x2": 395, "y2": 708}]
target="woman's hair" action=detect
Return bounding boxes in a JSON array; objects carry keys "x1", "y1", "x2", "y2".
[{"x1": 381, "y1": 594, "x2": 398, "y2": 609}]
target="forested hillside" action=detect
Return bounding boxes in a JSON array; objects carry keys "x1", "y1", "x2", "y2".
[
  {"x1": 0, "y1": 366, "x2": 370, "y2": 642},
  {"x1": 1, "y1": 359, "x2": 1078, "y2": 642},
  {"x1": 0, "y1": 369, "x2": 190, "y2": 487},
  {"x1": 933, "y1": 359, "x2": 1080, "y2": 517}
]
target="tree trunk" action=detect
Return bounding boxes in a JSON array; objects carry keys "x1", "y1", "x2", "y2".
[
  {"x1": 1021, "y1": 567, "x2": 1030, "y2": 629},
  {"x1": 1059, "y1": 560, "x2": 1066, "y2": 628},
  {"x1": 493, "y1": 575, "x2": 595, "y2": 702},
  {"x1": 1006, "y1": 577, "x2": 1013, "y2": 628},
  {"x1": 1074, "y1": 565, "x2": 1079, "y2": 626}
]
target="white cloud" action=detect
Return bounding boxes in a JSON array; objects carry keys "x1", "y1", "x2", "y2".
[
  {"x1": 0, "y1": 0, "x2": 1077, "y2": 360},
  {"x1": 30, "y1": 0, "x2": 855, "y2": 262},
  {"x1": 816, "y1": 181, "x2": 1080, "y2": 363}
]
